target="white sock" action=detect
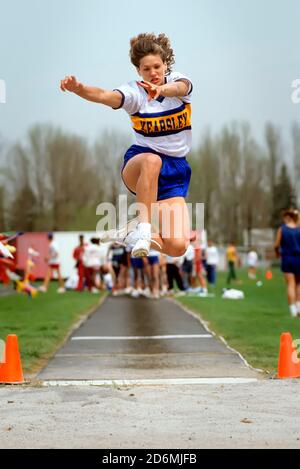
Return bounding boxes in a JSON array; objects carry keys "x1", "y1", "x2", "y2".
[
  {"x1": 296, "y1": 301, "x2": 300, "y2": 313},
  {"x1": 138, "y1": 222, "x2": 151, "y2": 234},
  {"x1": 137, "y1": 223, "x2": 152, "y2": 241},
  {"x1": 289, "y1": 304, "x2": 298, "y2": 317}
]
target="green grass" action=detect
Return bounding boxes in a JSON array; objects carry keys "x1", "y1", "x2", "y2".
[
  {"x1": 178, "y1": 268, "x2": 300, "y2": 374},
  {"x1": 0, "y1": 283, "x2": 103, "y2": 374}
]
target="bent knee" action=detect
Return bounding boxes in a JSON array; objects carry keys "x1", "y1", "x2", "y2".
[
  {"x1": 141, "y1": 153, "x2": 162, "y2": 173},
  {"x1": 164, "y1": 238, "x2": 189, "y2": 257}
]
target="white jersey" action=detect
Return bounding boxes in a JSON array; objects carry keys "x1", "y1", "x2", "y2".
[
  {"x1": 183, "y1": 244, "x2": 195, "y2": 261},
  {"x1": 83, "y1": 244, "x2": 106, "y2": 269},
  {"x1": 114, "y1": 71, "x2": 192, "y2": 157},
  {"x1": 48, "y1": 241, "x2": 59, "y2": 265},
  {"x1": 247, "y1": 251, "x2": 258, "y2": 267},
  {"x1": 206, "y1": 246, "x2": 219, "y2": 266}
]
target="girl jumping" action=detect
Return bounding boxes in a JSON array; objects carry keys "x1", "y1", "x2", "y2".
[{"x1": 60, "y1": 33, "x2": 193, "y2": 257}]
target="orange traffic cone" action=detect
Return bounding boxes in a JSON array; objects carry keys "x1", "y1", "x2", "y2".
[
  {"x1": 278, "y1": 332, "x2": 300, "y2": 379},
  {"x1": 0, "y1": 335, "x2": 24, "y2": 384},
  {"x1": 266, "y1": 270, "x2": 273, "y2": 280}
]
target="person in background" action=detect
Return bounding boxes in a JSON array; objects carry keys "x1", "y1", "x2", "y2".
[
  {"x1": 191, "y1": 236, "x2": 207, "y2": 293},
  {"x1": 181, "y1": 242, "x2": 194, "y2": 290},
  {"x1": 247, "y1": 247, "x2": 258, "y2": 280},
  {"x1": 108, "y1": 243, "x2": 126, "y2": 293},
  {"x1": 159, "y1": 253, "x2": 169, "y2": 296},
  {"x1": 226, "y1": 242, "x2": 239, "y2": 286},
  {"x1": 83, "y1": 238, "x2": 103, "y2": 293},
  {"x1": 130, "y1": 256, "x2": 148, "y2": 298},
  {"x1": 116, "y1": 246, "x2": 132, "y2": 295},
  {"x1": 39, "y1": 233, "x2": 65, "y2": 293},
  {"x1": 145, "y1": 250, "x2": 160, "y2": 299},
  {"x1": 166, "y1": 255, "x2": 185, "y2": 293},
  {"x1": 73, "y1": 234, "x2": 86, "y2": 291},
  {"x1": 206, "y1": 240, "x2": 219, "y2": 287},
  {"x1": 274, "y1": 208, "x2": 300, "y2": 318}
]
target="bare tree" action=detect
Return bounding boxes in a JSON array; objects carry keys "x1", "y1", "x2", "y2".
[
  {"x1": 291, "y1": 122, "x2": 300, "y2": 207},
  {"x1": 217, "y1": 123, "x2": 243, "y2": 243},
  {"x1": 5, "y1": 125, "x2": 105, "y2": 230},
  {"x1": 265, "y1": 123, "x2": 282, "y2": 228},
  {"x1": 188, "y1": 130, "x2": 220, "y2": 239},
  {"x1": 93, "y1": 130, "x2": 132, "y2": 205},
  {"x1": 46, "y1": 128, "x2": 102, "y2": 229},
  {"x1": 239, "y1": 124, "x2": 269, "y2": 245}
]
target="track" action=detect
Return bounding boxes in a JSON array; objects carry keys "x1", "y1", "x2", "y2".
[{"x1": 38, "y1": 296, "x2": 259, "y2": 384}]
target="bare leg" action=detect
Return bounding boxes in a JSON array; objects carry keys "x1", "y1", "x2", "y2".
[
  {"x1": 295, "y1": 275, "x2": 300, "y2": 302},
  {"x1": 122, "y1": 154, "x2": 190, "y2": 257},
  {"x1": 122, "y1": 153, "x2": 161, "y2": 224},
  {"x1": 57, "y1": 267, "x2": 65, "y2": 289},
  {"x1": 43, "y1": 267, "x2": 52, "y2": 290},
  {"x1": 284, "y1": 273, "x2": 296, "y2": 304}
]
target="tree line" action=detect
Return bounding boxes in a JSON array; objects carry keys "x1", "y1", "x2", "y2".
[{"x1": 0, "y1": 122, "x2": 299, "y2": 244}]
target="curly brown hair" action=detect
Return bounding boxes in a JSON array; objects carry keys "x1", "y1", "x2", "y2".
[{"x1": 129, "y1": 33, "x2": 175, "y2": 74}]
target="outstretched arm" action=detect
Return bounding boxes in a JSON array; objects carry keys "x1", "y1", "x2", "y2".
[
  {"x1": 60, "y1": 75, "x2": 122, "y2": 108},
  {"x1": 137, "y1": 79, "x2": 190, "y2": 101}
]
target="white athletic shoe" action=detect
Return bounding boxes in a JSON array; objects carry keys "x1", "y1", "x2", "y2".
[
  {"x1": 99, "y1": 217, "x2": 139, "y2": 245},
  {"x1": 152, "y1": 292, "x2": 160, "y2": 300},
  {"x1": 140, "y1": 287, "x2": 151, "y2": 298},
  {"x1": 131, "y1": 237, "x2": 151, "y2": 257},
  {"x1": 57, "y1": 287, "x2": 66, "y2": 294},
  {"x1": 0, "y1": 241, "x2": 13, "y2": 258},
  {"x1": 100, "y1": 217, "x2": 162, "y2": 256},
  {"x1": 131, "y1": 288, "x2": 140, "y2": 298}
]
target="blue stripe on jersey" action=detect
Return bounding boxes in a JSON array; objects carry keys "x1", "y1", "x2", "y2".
[
  {"x1": 134, "y1": 126, "x2": 192, "y2": 137},
  {"x1": 132, "y1": 103, "x2": 186, "y2": 119}
]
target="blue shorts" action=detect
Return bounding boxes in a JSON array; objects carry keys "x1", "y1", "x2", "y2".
[
  {"x1": 131, "y1": 257, "x2": 144, "y2": 269},
  {"x1": 281, "y1": 256, "x2": 300, "y2": 276},
  {"x1": 148, "y1": 255, "x2": 159, "y2": 266},
  {"x1": 121, "y1": 145, "x2": 192, "y2": 201}
]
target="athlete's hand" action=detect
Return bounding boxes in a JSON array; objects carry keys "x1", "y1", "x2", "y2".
[
  {"x1": 60, "y1": 75, "x2": 83, "y2": 93},
  {"x1": 137, "y1": 81, "x2": 162, "y2": 101}
]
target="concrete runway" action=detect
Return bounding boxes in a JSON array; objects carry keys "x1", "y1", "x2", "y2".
[{"x1": 38, "y1": 296, "x2": 259, "y2": 383}]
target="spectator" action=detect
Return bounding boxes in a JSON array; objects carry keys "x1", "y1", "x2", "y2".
[
  {"x1": 159, "y1": 254, "x2": 169, "y2": 296},
  {"x1": 109, "y1": 243, "x2": 127, "y2": 291},
  {"x1": 247, "y1": 247, "x2": 258, "y2": 280},
  {"x1": 39, "y1": 233, "x2": 65, "y2": 293},
  {"x1": 166, "y1": 255, "x2": 185, "y2": 293},
  {"x1": 274, "y1": 208, "x2": 300, "y2": 317},
  {"x1": 130, "y1": 256, "x2": 147, "y2": 298},
  {"x1": 206, "y1": 240, "x2": 219, "y2": 287},
  {"x1": 145, "y1": 250, "x2": 160, "y2": 299},
  {"x1": 226, "y1": 242, "x2": 239, "y2": 286},
  {"x1": 110, "y1": 245, "x2": 132, "y2": 295},
  {"x1": 83, "y1": 238, "x2": 104, "y2": 292},
  {"x1": 191, "y1": 236, "x2": 207, "y2": 293},
  {"x1": 181, "y1": 243, "x2": 194, "y2": 290},
  {"x1": 73, "y1": 234, "x2": 86, "y2": 291}
]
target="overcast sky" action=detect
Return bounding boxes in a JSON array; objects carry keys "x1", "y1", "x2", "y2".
[{"x1": 0, "y1": 0, "x2": 299, "y2": 152}]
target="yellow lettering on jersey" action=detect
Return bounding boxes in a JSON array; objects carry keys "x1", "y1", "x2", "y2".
[{"x1": 131, "y1": 104, "x2": 191, "y2": 136}]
